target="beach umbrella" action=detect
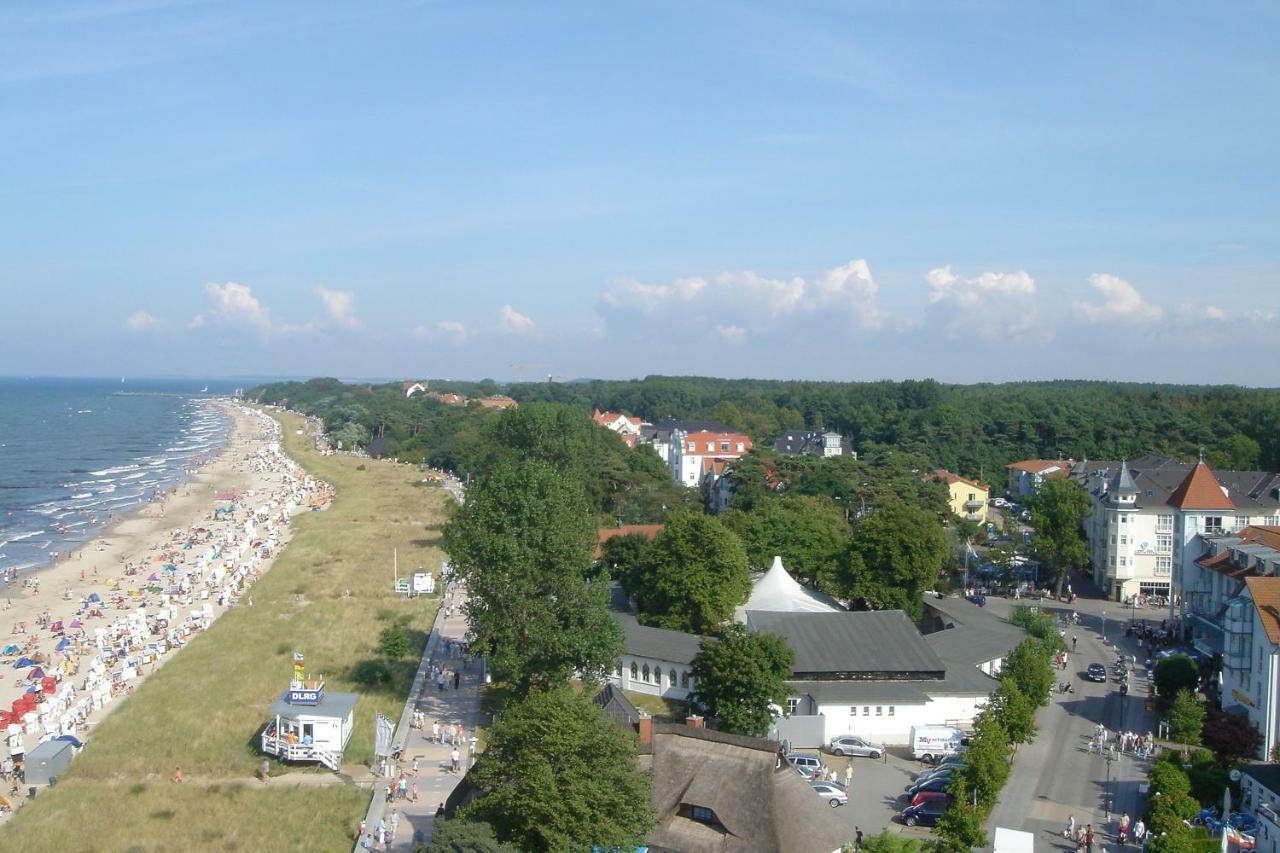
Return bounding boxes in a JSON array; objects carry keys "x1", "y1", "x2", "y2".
[
  {"x1": 55, "y1": 639, "x2": 70, "y2": 652},
  {"x1": 12, "y1": 658, "x2": 35, "y2": 669},
  {"x1": 49, "y1": 621, "x2": 63, "y2": 632},
  {"x1": 88, "y1": 593, "x2": 101, "y2": 602},
  {"x1": 2, "y1": 644, "x2": 18, "y2": 655},
  {"x1": 27, "y1": 667, "x2": 43, "y2": 680},
  {"x1": 69, "y1": 620, "x2": 81, "y2": 629},
  {"x1": 148, "y1": 573, "x2": 158, "y2": 581},
  {"x1": 24, "y1": 686, "x2": 37, "y2": 694}
]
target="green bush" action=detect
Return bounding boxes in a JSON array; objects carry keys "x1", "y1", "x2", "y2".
[{"x1": 379, "y1": 626, "x2": 412, "y2": 659}]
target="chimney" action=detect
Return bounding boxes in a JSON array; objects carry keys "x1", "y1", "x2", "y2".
[
  {"x1": 685, "y1": 715, "x2": 705, "y2": 729},
  {"x1": 637, "y1": 713, "x2": 653, "y2": 746}
]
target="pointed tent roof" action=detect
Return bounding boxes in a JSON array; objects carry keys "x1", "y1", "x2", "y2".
[
  {"x1": 1109, "y1": 459, "x2": 1138, "y2": 496},
  {"x1": 1168, "y1": 461, "x2": 1235, "y2": 510},
  {"x1": 735, "y1": 556, "x2": 842, "y2": 622}
]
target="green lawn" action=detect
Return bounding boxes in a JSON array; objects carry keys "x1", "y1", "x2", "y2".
[{"x1": 3, "y1": 410, "x2": 447, "y2": 851}]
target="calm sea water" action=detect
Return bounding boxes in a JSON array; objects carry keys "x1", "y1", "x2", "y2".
[{"x1": 0, "y1": 377, "x2": 242, "y2": 577}]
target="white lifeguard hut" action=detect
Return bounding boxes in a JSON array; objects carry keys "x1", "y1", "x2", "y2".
[{"x1": 259, "y1": 652, "x2": 356, "y2": 771}]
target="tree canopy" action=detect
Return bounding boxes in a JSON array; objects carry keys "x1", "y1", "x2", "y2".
[
  {"x1": 460, "y1": 686, "x2": 653, "y2": 851},
  {"x1": 1028, "y1": 478, "x2": 1091, "y2": 594},
  {"x1": 721, "y1": 494, "x2": 849, "y2": 582},
  {"x1": 688, "y1": 624, "x2": 794, "y2": 737},
  {"x1": 821, "y1": 502, "x2": 948, "y2": 619},
  {"x1": 626, "y1": 512, "x2": 751, "y2": 633},
  {"x1": 1154, "y1": 655, "x2": 1201, "y2": 707},
  {"x1": 442, "y1": 459, "x2": 622, "y2": 693}
]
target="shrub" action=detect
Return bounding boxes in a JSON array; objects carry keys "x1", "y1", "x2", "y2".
[
  {"x1": 351, "y1": 659, "x2": 393, "y2": 688},
  {"x1": 379, "y1": 626, "x2": 412, "y2": 659}
]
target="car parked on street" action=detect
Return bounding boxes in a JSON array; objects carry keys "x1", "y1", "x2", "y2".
[
  {"x1": 825, "y1": 735, "x2": 884, "y2": 758},
  {"x1": 808, "y1": 780, "x2": 848, "y2": 808},
  {"x1": 904, "y1": 771, "x2": 955, "y2": 799},
  {"x1": 1086, "y1": 663, "x2": 1108, "y2": 682},
  {"x1": 907, "y1": 790, "x2": 952, "y2": 809},
  {"x1": 898, "y1": 798, "x2": 949, "y2": 827},
  {"x1": 785, "y1": 752, "x2": 824, "y2": 779}
]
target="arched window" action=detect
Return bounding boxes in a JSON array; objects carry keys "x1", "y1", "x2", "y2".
[
  {"x1": 642, "y1": 664, "x2": 650, "y2": 682},
  {"x1": 681, "y1": 671, "x2": 690, "y2": 688},
  {"x1": 670, "y1": 668, "x2": 677, "y2": 687},
  {"x1": 630, "y1": 662, "x2": 638, "y2": 680}
]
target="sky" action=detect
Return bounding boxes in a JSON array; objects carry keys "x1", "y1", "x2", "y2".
[{"x1": 2, "y1": 0, "x2": 1278, "y2": 384}]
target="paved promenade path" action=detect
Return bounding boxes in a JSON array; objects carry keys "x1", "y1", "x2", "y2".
[{"x1": 356, "y1": 587, "x2": 482, "y2": 851}]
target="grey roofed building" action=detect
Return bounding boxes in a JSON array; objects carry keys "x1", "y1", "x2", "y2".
[
  {"x1": 654, "y1": 417, "x2": 738, "y2": 435},
  {"x1": 642, "y1": 722, "x2": 853, "y2": 853},
  {"x1": 745, "y1": 610, "x2": 946, "y2": 680},
  {"x1": 614, "y1": 612, "x2": 704, "y2": 665},
  {"x1": 772, "y1": 429, "x2": 855, "y2": 457},
  {"x1": 1072, "y1": 454, "x2": 1280, "y2": 513},
  {"x1": 593, "y1": 683, "x2": 642, "y2": 728},
  {"x1": 269, "y1": 690, "x2": 358, "y2": 721}
]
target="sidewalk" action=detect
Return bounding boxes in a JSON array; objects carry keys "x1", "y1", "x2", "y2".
[{"x1": 357, "y1": 588, "x2": 483, "y2": 851}]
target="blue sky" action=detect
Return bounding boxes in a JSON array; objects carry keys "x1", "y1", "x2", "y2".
[{"x1": 2, "y1": 1, "x2": 1277, "y2": 383}]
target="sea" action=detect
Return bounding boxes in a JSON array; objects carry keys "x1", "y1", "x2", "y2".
[{"x1": 0, "y1": 377, "x2": 244, "y2": 578}]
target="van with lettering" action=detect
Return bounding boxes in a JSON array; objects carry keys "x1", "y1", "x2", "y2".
[{"x1": 910, "y1": 725, "x2": 966, "y2": 763}]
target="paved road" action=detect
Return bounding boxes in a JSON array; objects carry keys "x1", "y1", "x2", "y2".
[{"x1": 984, "y1": 578, "x2": 1163, "y2": 849}]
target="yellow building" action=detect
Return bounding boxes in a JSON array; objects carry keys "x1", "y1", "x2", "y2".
[{"x1": 933, "y1": 469, "x2": 989, "y2": 524}]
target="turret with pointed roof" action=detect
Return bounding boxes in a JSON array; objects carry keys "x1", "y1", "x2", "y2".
[{"x1": 1167, "y1": 461, "x2": 1235, "y2": 510}]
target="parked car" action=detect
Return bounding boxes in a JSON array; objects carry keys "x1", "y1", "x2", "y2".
[
  {"x1": 785, "y1": 753, "x2": 824, "y2": 780},
  {"x1": 908, "y1": 790, "x2": 952, "y2": 809},
  {"x1": 809, "y1": 780, "x2": 848, "y2": 808},
  {"x1": 898, "y1": 797, "x2": 949, "y2": 827},
  {"x1": 966, "y1": 593, "x2": 987, "y2": 607},
  {"x1": 1086, "y1": 663, "x2": 1108, "y2": 682},
  {"x1": 912, "y1": 756, "x2": 965, "y2": 779},
  {"x1": 905, "y1": 772, "x2": 955, "y2": 798},
  {"x1": 826, "y1": 735, "x2": 884, "y2": 759}
]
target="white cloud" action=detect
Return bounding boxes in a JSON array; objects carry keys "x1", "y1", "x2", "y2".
[
  {"x1": 125, "y1": 310, "x2": 162, "y2": 332},
  {"x1": 314, "y1": 287, "x2": 360, "y2": 329},
  {"x1": 598, "y1": 259, "x2": 887, "y2": 338},
  {"x1": 414, "y1": 320, "x2": 468, "y2": 346},
  {"x1": 717, "y1": 324, "x2": 746, "y2": 344},
  {"x1": 925, "y1": 265, "x2": 1041, "y2": 341},
  {"x1": 1075, "y1": 273, "x2": 1162, "y2": 324},
  {"x1": 1205, "y1": 306, "x2": 1226, "y2": 321},
  {"x1": 197, "y1": 282, "x2": 273, "y2": 331},
  {"x1": 498, "y1": 304, "x2": 534, "y2": 336}
]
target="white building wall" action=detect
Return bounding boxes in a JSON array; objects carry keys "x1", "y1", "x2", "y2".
[
  {"x1": 610, "y1": 654, "x2": 693, "y2": 700},
  {"x1": 806, "y1": 694, "x2": 989, "y2": 746}
]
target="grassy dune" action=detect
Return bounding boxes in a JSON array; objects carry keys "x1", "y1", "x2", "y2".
[{"x1": 3, "y1": 410, "x2": 446, "y2": 851}]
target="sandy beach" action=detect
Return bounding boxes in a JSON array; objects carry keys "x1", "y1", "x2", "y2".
[{"x1": 0, "y1": 403, "x2": 331, "y2": 812}]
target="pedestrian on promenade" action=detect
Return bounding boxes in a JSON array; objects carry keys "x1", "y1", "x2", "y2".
[
  {"x1": 1133, "y1": 820, "x2": 1146, "y2": 845},
  {"x1": 1118, "y1": 813, "x2": 1129, "y2": 844},
  {"x1": 1085, "y1": 824, "x2": 1094, "y2": 853},
  {"x1": 1065, "y1": 815, "x2": 1076, "y2": 839},
  {"x1": 411, "y1": 780, "x2": 419, "y2": 802},
  {"x1": 454, "y1": 669, "x2": 460, "y2": 689},
  {"x1": 412, "y1": 756, "x2": 419, "y2": 774},
  {"x1": 844, "y1": 763, "x2": 853, "y2": 790},
  {"x1": 855, "y1": 827, "x2": 863, "y2": 852},
  {"x1": 455, "y1": 722, "x2": 464, "y2": 743},
  {"x1": 390, "y1": 810, "x2": 400, "y2": 838},
  {"x1": 451, "y1": 748, "x2": 460, "y2": 773},
  {"x1": 431, "y1": 721, "x2": 439, "y2": 743}
]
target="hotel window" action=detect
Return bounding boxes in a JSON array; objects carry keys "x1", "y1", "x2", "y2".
[
  {"x1": 1157, "y1": 535, "x2": 1172, "y2": 553},
  {"x1": 1206, "y1": 516, "x2": 1224, "y2": 532},
  {"x1": 1120, "y1": 535, "x2": 1128, "y2": 545},
  {"x1": 630, "y1": 663, "x2": 638, "y2": 680},
  {"x1": 1236, "y1": 516, "x2": 1250, "y2": 531},
  {"x1": 787, "y1": 698, "x2": 800, "y2": 714},
  {"x1": 720, "y1": 441, "x2": 729, "y2": 452},
  {"x1": 706, "y1": 441, "x2": 714, "y2": 452},
  {"x1": 863, "y1": 706, "x2": 870, "y2": 716},
  {"x1": 888, "y1": 706, "x2": 895, "y2": 716},
  {"x1": 1157, "y1": 514, "x2": 1174, "y2": 532},
  {"x1": 1120, "y1": 557, "x2": 1127, "y2": 567},
  {"x1": 1110, "y1": 556, "x2": 1116, "y2": 567},
  {"x1": 736, "y1": 442, "x2": 744, "y2": 452},
  {"x1": 1111, "y1": 535, "x2": 1117, "y2": 545},
  {"x1": 875, "y1": 706, "x2": 883, "y2": 716},
  {"x1": 1121, "y1": 514, "x2": 1129, "y2": 524},
  {"x1": 1156, "y1": 557, "x2": 1172, "y2": 575}
]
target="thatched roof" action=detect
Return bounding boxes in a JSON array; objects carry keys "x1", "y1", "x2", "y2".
[{"x1": 645, "y1": 724, "x2": 851, "y2": 853}]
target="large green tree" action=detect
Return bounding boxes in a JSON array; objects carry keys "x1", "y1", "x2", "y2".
[
  {"x1": 442, "y1": 459, "x2": 622, "y2": 693},
  {"x1": 1167, "y1": 689, "x2": 1206, "y2": 745},
  {"x1": 1000, "y1": 639, "x2": 1055, "y2": 707},
  {"x1": 1154, "y1": 655, "x2": 1200, "y2": 708},
  {"x1": 461, "y1": 686, "x2": 653, "y2": 851},
  {"x1": 1028, "y1": 478, "x2": 1091, "y2": 595},
  {"x1": 821, "y1": 501, "x2": 948, "y2": 619},
  {"x1": 423, "y1": 818, "x2": 520, "y2": 853},
  {"x1": 688, "y1": 624, "x2": 795, "y2": 737},
  {"x1": 721, "y1": 494, "x2": 849, "y2": 583},
  {"x1": 628, "y1": 512, "x2": 751, "y2": 633}
]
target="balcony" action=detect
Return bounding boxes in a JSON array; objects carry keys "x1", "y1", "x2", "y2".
[
  {"x1": 965, "y1": 512, "x2": 983, "y2": 522},
  {"x1": 964, "y1": 499, "x2": 984, "y2": 511}
]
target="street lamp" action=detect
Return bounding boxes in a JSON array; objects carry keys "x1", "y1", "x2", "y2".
[
  {"x1": 1102, "y1": 610, "x2": 1108, "y2": 645},
  {"x1": 1104, "y1": 748, "x2": 1119, "y2": 820}
]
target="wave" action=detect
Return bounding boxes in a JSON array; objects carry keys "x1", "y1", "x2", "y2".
[
  {"x1": 71, "y1": 492, "x2": 93, "y2": 499},
  {"x1": 121, "y1": 471, "x2": 146, "y2": 480},
  {"x1": 90, "y1": 464, "x2": 141, "y2": 477}
]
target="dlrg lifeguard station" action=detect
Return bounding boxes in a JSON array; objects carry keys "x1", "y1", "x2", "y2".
[{"x1": 259, "y1": 652, "x2": 356, "y2": 771}]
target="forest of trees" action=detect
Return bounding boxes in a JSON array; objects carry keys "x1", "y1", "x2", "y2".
[{"x1": 251, "y1": 376, "x2": 1280, "y2": 484}]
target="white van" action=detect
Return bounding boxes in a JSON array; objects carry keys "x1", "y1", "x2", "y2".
[{"x1": 910, "y1": 725, "x2": 966, "y2": 762}]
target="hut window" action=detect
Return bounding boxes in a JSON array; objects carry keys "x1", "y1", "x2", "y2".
[
  {"x1": 670, "y1": 668, "x2": 677, "y2": 686},
  {"x1": 875, "y1": 706, "x2": 882, "y2": 716},
  {"x1": 642, "y1": 664, "x2": 650, "y2": 682},
  {"x1": 630, "y1": 662, "x2": 638, "y2": 680},
  {"x1": 888, "y1": 706, "x2": 895, "y2": 716},
  {"x1": 862, "y1": 706, "x2": 870, "y2": 716},
  {"x1": 681, "y1": 671, "x2": 689, "y2": 688}
]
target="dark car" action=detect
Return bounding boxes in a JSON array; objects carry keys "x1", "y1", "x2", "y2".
[
  {"x1": 905, "y1": 773, "x2": 954, "y2": 798},
  {"x1": 1086, "y1": 663, "x2": 1108, "y2": 682},
  {"x1": 898, "y1": 798, "x2": 949, "y2": 827},
  {"x1": 908, "y1": 790, "x2": 952, "y2": 809},
  {"x1": 966, "y1": 593, "x2": 987, "y2": 607}
]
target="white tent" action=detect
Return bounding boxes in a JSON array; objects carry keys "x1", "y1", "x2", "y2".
[{"x1": 735, "y1": 556, "x2": 843, "y2": 623}]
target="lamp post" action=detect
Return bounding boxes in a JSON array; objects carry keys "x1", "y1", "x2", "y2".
[
  {"x1": 1102, "y1": 610, "x2": 1108, "y2": 645},
  {"x1": 1104, "y1": 748, "x2": 1118, "y2": 821}
]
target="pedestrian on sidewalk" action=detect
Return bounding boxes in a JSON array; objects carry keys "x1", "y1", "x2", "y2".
[
  {"x1": 431, "y1": 721, "x2": 439, "y2": 744},
  {"x1": 1084, "y1": 824, "x2": 1094, "y2": 853},
  {"x1": 1065, "y1": 815, "x2": 1076, "y2": 839},
  {"x1": 844, "y1": 763, "x2": 853, "y2": 789},
  {"x1": 1133, "y1": 820, "x2": 1146, "y2": 846},
  {"x1": 412, "y1": 756, "x2": 419, "y2": 774},
  {"x1": 411, "y1": 780, "x2": 419, "y2": 802},
  {"x1": 390, "y1": 810, "x2": 400, "y2": 839},
  {"x1": 437, "y1": 671, "x2": 445, "y2": 692},
  {"x1": 1119, "y1": 813, "x2": 1130, "y2": 845},
  {"x1": 451, "y1": 747, "x2": 460, "y2": 773},
  {"x1": 454, "y1": 669, "x2": 460, "y2": 689},
  {"x1": 455, "y1": 722, "x2": 464, "y2": 743}
]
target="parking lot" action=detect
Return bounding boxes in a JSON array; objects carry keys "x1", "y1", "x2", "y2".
[{"x1": 789, "y1": 747, "x2": 946, "y2": 839}]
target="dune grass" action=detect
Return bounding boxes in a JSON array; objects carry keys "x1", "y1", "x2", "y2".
[{"x1": 3, "y1": 410, "x2": 446, "y2": 850}]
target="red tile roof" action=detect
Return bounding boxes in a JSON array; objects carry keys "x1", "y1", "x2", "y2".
[
  {"x1": 1246, "y1": 577, "x2": 1280, "y2": 645},
  {"x1": 1167, "y1": 461, "x2": 1235, "y2": 510},
  {"x1": 595, "y1": 524, "x2": 664, "y2": 557},
  {"x1": 933, "y1": 469, "x2": 989, "y2": 490}
]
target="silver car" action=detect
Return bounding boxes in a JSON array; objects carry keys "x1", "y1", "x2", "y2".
[
  {"x1": 785, "y1": 752, "x2": 824, "y2": 779},
  {"x1": 826, "y1": 735, "x2": 884, "y2": 759},
  {"x1": 808, "y1": 780, "x2": 848, "y2": 808}
]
